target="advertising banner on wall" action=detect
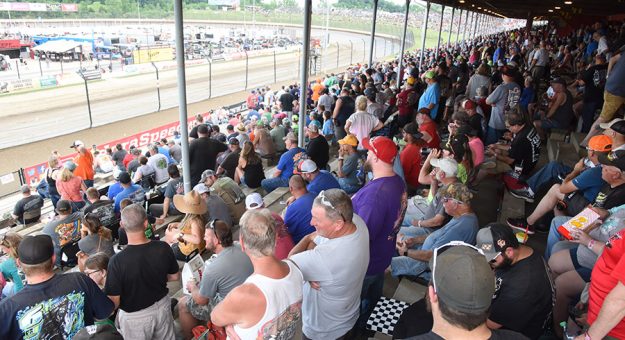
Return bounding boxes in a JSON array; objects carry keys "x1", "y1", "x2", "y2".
[{"x1": 0, "y1": 2, "x2": 78, "y2": 12}]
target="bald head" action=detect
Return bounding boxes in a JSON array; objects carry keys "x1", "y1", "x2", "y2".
[{"x1": 289, "y1": 174, "x2": 307, "y2": 192}]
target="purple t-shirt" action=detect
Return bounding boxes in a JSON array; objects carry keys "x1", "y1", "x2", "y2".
[{"x1": 352, "y1": 174, "x2": 406, "y2": 275}]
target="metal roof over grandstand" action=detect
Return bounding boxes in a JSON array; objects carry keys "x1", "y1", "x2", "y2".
[{"x1": 429, "y1": 0, "x2": 625, "y2": 19}]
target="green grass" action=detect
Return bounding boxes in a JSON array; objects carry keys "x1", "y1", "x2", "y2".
[{"x1": 183, "y1": 9, "x2": 458, "y2": 49}]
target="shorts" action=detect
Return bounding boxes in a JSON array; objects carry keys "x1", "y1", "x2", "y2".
[
  {"x1": 538, "y1": 118, "x2": 562, "y2": 130},
  {"x1": 171, "y1": 243, "x2": 199, "y2": 262},
  {"x1": 185, "y1": 296, "x2": 214, "y2": 321},
  {"x1": 570, "y1": 246, "x2": 592, "y2": 282},
  {"x1": 599, "y1": 91, "x2": 625, "y2": 121}
]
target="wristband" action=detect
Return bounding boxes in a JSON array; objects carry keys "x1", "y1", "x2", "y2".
[{"x1": 588, "y1": 239, "x2": 595, "y2": 249}]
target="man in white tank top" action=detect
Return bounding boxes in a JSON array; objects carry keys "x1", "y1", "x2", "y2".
[{"x1": 211, "y1": 209, "x2": 303, "y2": 339}]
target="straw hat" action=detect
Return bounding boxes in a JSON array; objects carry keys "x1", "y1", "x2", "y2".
[{"x1": 173, "y1": 191, "x2": 207, "y2": 215}]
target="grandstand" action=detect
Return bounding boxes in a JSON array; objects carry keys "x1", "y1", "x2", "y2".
[{"x1": 1, "y1": 0, "x2": 625, "y2": 339}]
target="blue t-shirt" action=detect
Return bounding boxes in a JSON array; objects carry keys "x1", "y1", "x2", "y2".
[
  {"x1": 520, "y1": 87, "x2": 535, "y2": 110},
  {"x1": 322, "y1": 119, "x2": 334, "y2": 136},
  {"x1": 606, "y1": 56, "x2": 625, "y2": 97},
  {"x1": 157, "y1": 146, "x2": 175, "y2": 164},
  {"x1": 422, "y1": 214, "x2": 479, "y2": 251},
  {"x1": 284, "y1": 192, "x2": 316, "y2": 244},
  {"x1": 277, "y1": 147, "x2": 306, "y2": 180},
  {"x1": 418, "y1": 82, "x2": 440, "y2": 120},
  {"x1": 572, "y1": 165, "x2": 606, "y2": 202},
  {"x1": 0, "y1": 257, "x2": 23, "y2": 294},
  {"x1": 307, "y1": 171, "x2": 340, "y2": 195},
  {"x1": 352, "y1": 174, "x2": 406, "y2": 275},
  {"x1": 247, "y1": 110, "x2": 260, "y2": 120},
  {"x1": 113, "y1": 184, "x2": 146, "y2": 213},
  {"x1": 107, "y1": 182, "x2": 123, "y2": 200},
  {"x1": 585, "y1": 41, "x2": 598, "y2": 59}
]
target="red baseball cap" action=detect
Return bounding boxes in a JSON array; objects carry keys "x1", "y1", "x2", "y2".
[{"x1": 362, "y1": 136, "x2": 398, "y2": 164}]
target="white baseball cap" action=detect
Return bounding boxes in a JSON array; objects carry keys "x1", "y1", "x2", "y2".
[
  {"x1": 245, "y1": 193, "x2": 264, "y2": 210},
  {"x1": 299, "y1": 159, "x2": 318, "y2": 174},
  {"x1": 193, "y1": 183, "x2": 210, "y2": 195},
  {"x1": 430, "y1": 157, "x2": 459, "y2": 177},
  {"x1": 70, "y1": 140, "x2": 84, "y2": 148}
]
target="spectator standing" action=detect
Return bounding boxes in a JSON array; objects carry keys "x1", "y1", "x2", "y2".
[
  {"x1": 352, "y1": 136, "x2": 406, "y2": 330},
  {"x1": 104, "y1": 204, "x2": 180, "y2": 340},
  {"x1": 178, "y1": 220, "x2": 253, "y2": 339},
  {"x1": 189, "y1": 124, "x2": 228, "y2": 186},
  {"x1": 0, "y1": 235, "x2": 114, "y2": 339},
  {"x1": 168, "y1": 140, "x2": 182, "y2": 164},
  {"x1": 45, "y1": 155, "x2": 62, "y2": 208},
  {"x1": 112, "y1": 144, "x2": 127, "y2": 169},
  {"x1": 345, "y1": 96, "x2": 384, "y2": 150},
  {"x1": 419, "y1": 71, "x2": 441, "y2": 121},
  {"x1": 147, "y1": 144, "x2": 170, "y2": 185},
  {"x1": 216, "y1": 137, "x2": 241, "y2": 180},
  {"x1": 485, "y1": 67, "x2": 522, "y2": 145},
  {"x1": 126, "y1": 148, "x2": 142, "y2": 176},
  {"x1": 332, "y1": 88, "x2": 356, "y2": 140},
  {"x1": 211, "y1": 209, "x2": 303, "y2": 339},
  {"x1": 56, "y1": 161, "x2": 87, "y2": 211},
  {"x1": 71, "y1": 140, "x2": 95, "y2": 188},
  {"x1": 289, "y1": 189, "x2": 369, "y2": 340}
]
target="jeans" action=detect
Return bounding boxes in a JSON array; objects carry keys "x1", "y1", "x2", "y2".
[
  {"x1": 581, "y1": 100, "x2": 602, "y2": 133},
  {"x1": 485, "y1": 126, "x2": 506, "y2": 145},
  {"x1": 401, "y1": 196, "x2": 430, "y2": 227},
  {"x1": 261, "y1": 176, "x2": 290, "y2": 193},
  {"x1": 546, "y1": 215, "x2": 571, "y2": 259},
  {"x1": 391, "y1": 255, "x2": 431, "y2": 280},
  {"x1": 356, "y1": 273, "x2": 385, "y2": 330},
  {"x1": 50, "y1": 193, "x2": 61, "y2": 210},
  {"x1": 338, "y1": 178, "x2": 361, "y2": 195},
  {"x1": 84, "y1": 179, "x2": 94, "y2": 188},
  {"x1": 526, "y1": 161, "x2": 571, "y2": 192}
]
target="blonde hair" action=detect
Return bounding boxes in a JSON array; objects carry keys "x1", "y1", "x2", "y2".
[
  {"x1": 1, "y1": 232, "x2": 23, "y2": 259},
  {"x1": 48, "y1": 156, "x2": 59, "y2": 168},
  {"x1": 355, "y1": 95, "x2": 368, "y2": 111},
  {"x1": 60, "y1": 167, "x2": 74, "y2": 182}
]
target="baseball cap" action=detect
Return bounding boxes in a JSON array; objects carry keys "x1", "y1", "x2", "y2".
[
  {"x1": 423, "y1": 71, "x2": 436, "y2": 79},
  {"x1": 403, "y1": 122, "x2": 424, "y2": 140},
  {"x1": 417, "y1": 107, "x2": 431, "y2": 116},
  {"x1": 338, "y1": 134, "x2": 358, "y2": 147},
  {"x1": 598, "y1": 150, "x2": 625, "y2": 171},
  {"x1": 74, "y1": 324, "x2": 123, "y2": 340},
  {"x1": 550, "y1": 77, "x2": 567, "y2": 86},
  {"x1": 308, "y1": 122, "x2": 320, "y2": 133},
  {"x1": 63, "y1": 161, "x2": 77, "y2": 172},
  {"x1": 193, "y1": 183, "x2": 210, "y2": 194},
  {"x1": 362, "y1": 136, "x2": 398, "y2": 164},
  {"x1": 299, "y1": 159, "x2": 318, "y2": 174},
  {"x1": 599, "y1": 118, "x2": 624, "y2": 130},
  {"x1": 438, "y1": 182, "x2": 473, "y2": 204},
  {"x1": 283, "y1": 132, "x2": 298, "y2": 141},
  {"x1": 200, "y1": 169, "x2": 216, "y2": 183},
  {"x1": 430, "y1": 157, "x2": 459, "y2": 177},
  {"x1": 19, "y1": 235, "x2": 54, "y2": 265},
  {"x1": 228, "y1": 137, "x2": 240, "y2": 145},
  {"x1": 118, "y1": 172, "x2": 131, "y2": 185},
  {"x1": 56, "y1": 199, "x2": 72, "y2": 213},
  {"x1": 245, "y1": 193, "x2": 264, "y2": 209},
  {"x1": 428, "y1": 242, "x2": 495, "y2": 314},
  {"x1": 587, "y1": 135, "x2": 613, "y2": 152},
  {"x1": 70, "y1": 140, "x2": 84, "y2": 148},
  {"x1": 463, "y1": 99, "x2": 476, "y2": 110},
  {"x1": 406, "y1": 77, "x2": 416, "y2": 86},
  {"x1": 476, "y1": 223, "x2": 519, "y2": 262}
]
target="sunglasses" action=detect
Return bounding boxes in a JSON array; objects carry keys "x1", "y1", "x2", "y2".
[
  {"x1": 84, "y1": 269, "x2": 102, "y2": 277},
  {"x1": 431, "y1": 241, "x2": 484, "y2": 294},
  {"x1": 318, "y1": 190, "x2": 346, "y2": 222},
  {"x1": 368, "y1": 137, "x2": 381, "y2": 156},
  {"x1": 442, "y1": 196, "x2": 464, "y2": 204}
]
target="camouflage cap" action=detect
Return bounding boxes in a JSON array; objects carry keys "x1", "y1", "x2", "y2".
[{"x1": 439, "y1": 182, "x2": 473, "y2": 204}]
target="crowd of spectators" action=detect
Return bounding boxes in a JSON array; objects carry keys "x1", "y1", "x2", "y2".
[{"x1": 1, "y1": 17, "x2": 625, "y2": 340}]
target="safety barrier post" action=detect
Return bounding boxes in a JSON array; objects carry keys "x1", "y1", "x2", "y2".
[
  {"x1": 398, "y1": 0, "x2": 411, "y2": 82},
  {"x1": 436, "y1": 5, "x2": 445, "y2": 57},
  {"x1": 15, "y1": 60, "x2": 20, "y2": 79},
  {"x1": 273, "y1": 49, "x2": 277, "y2": 83},
  {"x1": 244, "y1": 50, "x2": 249, "y2": 90},
  {"x1": 151, "y1": 62, "x2": 161, "y2": 112},
  {"x1": 448, "y1": 7, "x2": 455, "y2": 47},
  {"x1": 336, "y1": 42, "x2": 340, "y2": 68},
  {"x1": 418, "y1": 1, "x2": 430, "y2": 71},
  {"x1": 369, "y1": 0, "x2": 379, "y2": 67}
]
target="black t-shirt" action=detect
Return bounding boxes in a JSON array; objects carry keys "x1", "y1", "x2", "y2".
[
  {"x1": 127, "y1": 159, "x2": 140, "y2": 177},
  {"x1": 337, "y1": 95, "x2": 355, "y2": 127},
  {"x1": 306, "y1": 135, "x2": 330, "y2": 170},
  {"x1": 13, "y1": 195, "x2": 43, "y2": 224},
  {"x1": 112, "y1": 150, "x2": 127, "y2": 168},
  {"x1": 189, "y1": 123, "x2": 208, "y2": 139},
  {"x1": 104, "y1": 241, "x2": 179, "y2": 313},
  {"x1": 188, "y1": 137, "x2": 228, "y2": 186},
  {"x1": 593, "y1": 182, "x2": 625, "y2": 210},
  {"x1": 0, "y1": 273, "x2": 114, "y2": 339},
  {"x1": 408, "y1": 329, "x2": 528, "y2": 339},
  {"x1": 83, "y1": 200, "x2": 118, "y2": 229},
  {"x1": 509, "y1": 125, "x2": 541, "y2": 175},
  {"x1": 581, "y1": 64, "x2": 608, "y2": 102},
  {"x1": 242, "y1": 161, "x2": 265, "y2": 189},
  {"x1": 220, "y1": 151, "x2": 240, "y2": 180},
  {"x1": 279, "y1": 92, "x2": 295, "y2": 111},
  {"x1": 490, "y1": 249, "x2": 554, "y2": 340}
]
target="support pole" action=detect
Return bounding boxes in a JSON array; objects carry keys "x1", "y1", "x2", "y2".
[
  {"x1": 456, "y1": 8, "x2": 463, "y2": 45},
  {"x1": 462, "y1": 10, "x2": 469, "y2": 43},
  {"x1": 447, "y1": 6, "x2": 455, "y2": 47},
  {"x1": 418, "y1": 1, "x2": 429, "y2": 71},
  {"x1": 474, "y1": 13, "x2": 480, "y2": 39},
  {"x1": 173, "y1": 0, "x2": 191, "y2": 193},
  {"x1": 435, "y1": 5, "x2": 445, "y2": 57},
  {"x1": 397, "y1": 0, "x2": 411, "y2": 83},
  {"x1": 368, "y1": 0, "x2": 379, "y2": 67},
  {"x1": 297, "y1": 0, "x2": 312, "y2": 148}
]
